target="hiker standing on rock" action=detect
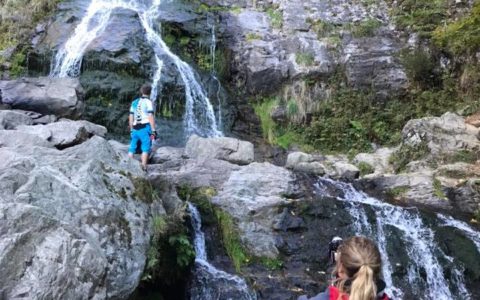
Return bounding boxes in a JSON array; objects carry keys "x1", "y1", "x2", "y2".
[{"x1": 128, "y1": 83, "x2": 157, "y2": 171}]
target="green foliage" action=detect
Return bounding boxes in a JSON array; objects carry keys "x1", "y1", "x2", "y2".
[
  {"x1": 433, "y1": 178, "x2": 448, "y2": 200},
  {"x1": 142, "y1": 214, "x2": 195, "y2": 285},
  {"x1": 287, "y1": 99, "x2": 299, "y2": 117},
  {"x1": 266, "y1": 7, "x2": 283, "y2": 29},
  {"x1": 448, "y1": 150, "x2": 480, "y2": 164},
  {"x1": 357, "y1": 162, "x2": 375, "y2": 176},
  {"x1": 253, "y1": 97, "x2": 278, "y2": 144},
  {"x1": 9, "y1": 51, "x2": 26, "y2": 77},
  {"x1": 215, "y1": 209, "x2": 250, "y2": 272},
  {"x1": 433, "y1": 2, "x2": 480, "y2": 56},
  {"x1": 351, "y1": 19, "x2": 382, "y2": 38},
  {"x1": 296, "y1": 52, "x2": 315, "y2": 66},
  {"x1": 168, "y1": 234, "x2": 196, "y2": 268},
  {"x1": 389, "y1": 142, "x2": 430, "y2": 173},
  {"x1": 400, "y1": 49, "x2": 438, "y2": 89},
  {"x1": 389, "y1": 0, "x2": 448, "y2": 38}
]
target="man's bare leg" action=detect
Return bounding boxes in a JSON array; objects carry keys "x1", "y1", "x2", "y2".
[{"x1": 141, "y1": 152, "x2": 149, "y2": 170}]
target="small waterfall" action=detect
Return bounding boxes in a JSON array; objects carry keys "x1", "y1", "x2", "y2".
[
  {"x1": 437, "y1": 213, "x2": 480, "y2": 252},
  {"x1": 207, "y1": 15, "x2": 223, "y2": 130},
  {"x1": 315, "y1": 178, "x2": 477, "y2": 300},
  {"x1": 50, "y1": 0, "x2": 222, "y2": 138},
  {"x1": 187, "y1": 203, "x2": 256, "y2": 300}
]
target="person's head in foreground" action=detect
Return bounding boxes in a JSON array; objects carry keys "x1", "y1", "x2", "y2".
[{"x1": 332, "y1": 236, "x2": 388, "y2": 300}]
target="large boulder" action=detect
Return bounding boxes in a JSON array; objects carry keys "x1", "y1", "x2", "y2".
[
  {"x1": 0, "y1": 110, "x2": 34, "y2": 129},
  {"x1": 0, "y1": 133, "x2": 168, "y2": 299},
  {"x1": 0, "y1": 77, "x2": 84, "y2": 119},
  {"x1": 212, "y1": 162, "x2": 295, "y2": 258},
  {"x1": 185, "y1": 135, "x2": 254, "y2": 165},
  {"x1": 286, "y1": 151, "x2": 359, "y2": 180},
  {"x1": 401, "y1": 112, "x2": 480, "y2": 158},
  {"x1": 16, "y1": 120, "x2": 107, "y2": 149}
]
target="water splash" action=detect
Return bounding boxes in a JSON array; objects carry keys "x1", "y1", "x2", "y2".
[
  {"x1": 51, "y1": 0, "x2": 222, "y2": 138},
  {"x1": 187, "y1": 203, "x2": 256, "y2": 300},
  {"x1": 437, "y1": 213, "x2": 480, "y2": 252},
  {"x1": 315, "y1": 178, "x2": 474, "y2": 299}
]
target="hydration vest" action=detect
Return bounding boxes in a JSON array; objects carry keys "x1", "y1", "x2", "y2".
[{"x1": 328, "y1": 286, "x2": 390, "y2": 300}]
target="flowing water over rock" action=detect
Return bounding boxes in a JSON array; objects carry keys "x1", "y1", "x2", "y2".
[
  {"x1": 315, "y1": 178, "x2": 480, "y2": 300},
  {"x1": 50, "y1": 0, "x2": 222, "y2": 138},
  {"x1": 188, "y1": 203, "x2": 256, "y2": 300}
]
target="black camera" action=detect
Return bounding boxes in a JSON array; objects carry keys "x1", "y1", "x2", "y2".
[{"x1": 328, "y1": 236, "x2": 343, "y2": 264}]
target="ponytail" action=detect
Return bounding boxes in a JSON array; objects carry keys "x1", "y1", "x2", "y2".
[{"x1": 349, "y1": 265, "x2": 377, "y2": 300}]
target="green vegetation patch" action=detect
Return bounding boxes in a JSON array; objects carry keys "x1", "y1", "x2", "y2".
[
  {"x1": 266, "y1": 7, "x2": 283, "y2": 29},
  {"x1": 357, "y1": 162, "x2": 375, "y2": 176},
  {"x1": 351, "y1": 19, "x2": 382, "y2": 38},
  {"x1": 296, "y1": 52, "x2": 315, "y2": 66},
  {"x1": 433, "y1": 178, "x2": 448, "y2": 200},
  {"x1": 389, "y1": 0, "x2": 448, "y2": 38},
  {"x1": 132, "y1": 177, "x2": 157, "y2": 203},
  {"x1": 386, "y1": 186, "x2": 410, "y2": 199},
  {"x1": 142, "y1": 214, "x2": 195, "y2": 284},
  {"x1": 433, "y1": 2, "x2": 480, "y2": 56},
  {"x1": 389, "y1": 142, "x2": 430, "y2": 173}
]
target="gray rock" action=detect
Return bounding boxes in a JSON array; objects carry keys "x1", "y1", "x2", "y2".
[
  {"x1": 0, "y1": 77, "x2": 84, "y2": 119},
  {"x1": 16, "y1": 120, "x2": 107, "y2": 149},
  {"x1": 0, "y1": 130, "x2": 53, "y2": 148},
  {"x1": 0, "y1": 134, "x2": 168, "y2": 299},
  {"x1": 402, "y1": 112, "x2": 480, "y2": 157},
  {"x1": 0, "y1": 110, "x2": 34, "y2": 129},
  {"x1": 354, "y1": 147, "x2": 396, "y2": 176},
  {"x1": 185, "y1": 135, "x2": 254, "y2": 165},
  {"x1": 151, "y1": 146, "x2": 184, "y2": 164},
  {"x1": 212, "y1": 162, "x2": 294, "y2": 257}
]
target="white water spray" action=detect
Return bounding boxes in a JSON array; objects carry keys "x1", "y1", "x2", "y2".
[
  {"x1": 187, "y1": 203, "x2": 256, "y2": 300},
  {"x1": 51, "y1": 0, "x2": 221, "y2": 137}
]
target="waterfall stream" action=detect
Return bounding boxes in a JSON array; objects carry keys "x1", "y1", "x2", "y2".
[
  {"x1": 315, "y1": 178, "x2": 479, "y2": 300},
  {"x1": 187, "y1": 203, "x2": 256, "y2": 300},
  {"x1": 50, "y1": 0, "x2": 222, "y2": 138}
]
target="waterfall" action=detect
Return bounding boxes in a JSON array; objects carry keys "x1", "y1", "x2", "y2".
[
  {"x1": 50, "y1": 0, "x2": 222, "y2": 138},
  {"x1": 437, "y1": 213, "x2": 480, "y2": 252},
  {"x1": 187, "y1": 203, "x2": 256, "y2": 300},
  {"x1": 315, "y1": 178, "x2": 478, "y2": 300},
  {"x1": 207, "y1": 15, "x2": 223, "y2": 130}
]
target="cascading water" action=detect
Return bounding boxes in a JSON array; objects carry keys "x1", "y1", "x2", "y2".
[
  {"x1": 187, "y1": 203, "x2": 256, "y2": 300},
  {"x1": 50, "y1": 0, "x2": 222, "y2": 138},
  {"x1": 207, "y1": 15, "x2": 224, "y2": 130},
  {"x1": 315, "y1": 178, "x2": 479, "y2": 300}
]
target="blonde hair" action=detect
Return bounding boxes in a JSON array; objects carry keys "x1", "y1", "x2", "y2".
[{"x1": 334, "y1": 236, "x2": 382, "y2": 300}]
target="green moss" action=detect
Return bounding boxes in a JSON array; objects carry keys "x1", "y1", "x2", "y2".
[
  {"x1": 351, "y1": 19, "x2": 382, "y2": 38},
  {"x1": 447, "y1": 150, "x2": 480, "y2": 164},
  {"x1": 433, "y1": 2, "x2": 480, "y2": 56},
  {"x1": 357, "y1": 162, "x2": 375, "y2": 176},
  {"x1": 307, "y1": 18, "x2": 335, "y2": 38},
  {"x1": 295, "y1": 52, "x2": 315, "y2": 66},
  {"x1": 389, "y1": 142, "x2": 430, "y2": 173},
  {"x1": 215, "y1": 209, "x2": 250, "y2": 272},
  {"x1": 433, "y1": 178, "x2": 448, "y2": 200}
]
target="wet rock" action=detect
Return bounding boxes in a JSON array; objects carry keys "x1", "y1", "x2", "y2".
[
  {"x1": 286, "y1": 152, "x2": 359, "y2": 179},
  {"x1": 0, "y1": 77, "x2": 84, "y2": 119},
  {"x1": 185, "y1": 135, "x2": 254, "y2": 165}
]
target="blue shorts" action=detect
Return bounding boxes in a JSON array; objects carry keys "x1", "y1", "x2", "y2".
[{"x1": 128, "y1": 124, "x2": 151, "y2": 154}]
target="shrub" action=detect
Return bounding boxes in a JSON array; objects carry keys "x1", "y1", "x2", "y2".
[
  {"x1": 357, "y1": 162, "x2": 375, "y2": 176},
  {"x1": 266, "y1": 7, "x2": 283, "y2": 29},
  {"x1": 400, "y1": 49, "x2": 439, "y2": 89},
  {"x1": 433, "y1": 2, "x2": 480, "y2": 56},
  {"x1": 389, "y1": 142, "x2": 430, "y2": 173},
  {"x1": 253, "y1": 97, "x2": 278, "y2": 144}
]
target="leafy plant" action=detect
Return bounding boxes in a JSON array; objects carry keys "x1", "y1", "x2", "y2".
[
  {"x1": 266, "y1": 7, "x2": 283, "y2": 28},
  {"x1": 357, "y1": 162, "x2": 375, "y2": 176},
  {"x1": 351, "y1": 19, "x2": 382, "y2": 38},
  {"x1": 389, "y1": 142, "x2": 430, "y2": 173},
  {"x1": 433, "y1": 178, "x2": 447, "y2": 200}
]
